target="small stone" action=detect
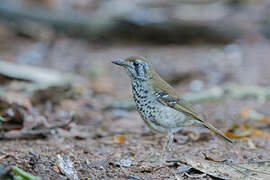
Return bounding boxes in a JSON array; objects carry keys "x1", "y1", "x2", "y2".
[
  {"x1": 112, "y1": 158, "x2": 132, "y2": 167},
  {"x1": 177, "y1": 165, "x2": 191, "y2": 174}
]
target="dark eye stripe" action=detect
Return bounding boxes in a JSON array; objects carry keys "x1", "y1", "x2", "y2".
[
  {"x1": 135, "y1": 64, "x2": 139, "y2": 75},
  {"x1": 133, "y1": 61, "x2": 147, "y2": 77},
  {"x1": 133, "y1": 61, "x2": 139, "y2": 66},
  {"x1": 133, "y1": 61, "x2": 139, "y2": 75}
]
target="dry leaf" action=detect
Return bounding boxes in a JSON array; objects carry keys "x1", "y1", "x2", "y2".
[
  {"x1": 240, "y1": 107, "x2": 253, "y2": 118},
  {"x1": 202, "y1": 153, "x2": 218, "y2": 162},
  {"x1": 240, "y1": 107, "x2": 268, "y2": 122},
  {"x1": 56, "y1": 155, "x2": 79, "y2": 180},
  {"x1": 223, "y1": 130, "x2": 251, "y2": 138},
  {"x1": 251, "y1": 128, "x2": 270, "y2": 138},
  {"x1": 185, "y1": 156, "x2": 270, "y2": 180},
  {"x1": 257, "y1": 117, "x2": 270, "y2": 123},
  {"x1": 114, "y1": 135, "x2": 125, "y2": 144},
  {"x1": 224, "y1": 122, "x2": 270, "y2": 139}
]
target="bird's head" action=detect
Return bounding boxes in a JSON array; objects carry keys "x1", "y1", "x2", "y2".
[{"x1": 112, "y1": 56, "x2": 154, "y2": 81}]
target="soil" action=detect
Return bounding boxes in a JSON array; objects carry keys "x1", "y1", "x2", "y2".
[{"x1": 0, "y1": 1, "x2": 270, "y2": 179}]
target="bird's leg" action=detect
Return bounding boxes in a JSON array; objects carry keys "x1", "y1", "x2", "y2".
[
  {"x1": 167, "y1": 132, "x2": 174, "y2": 152},
  {"x1": 160, "y1": 132, "x2": 174, "y2": 162}
]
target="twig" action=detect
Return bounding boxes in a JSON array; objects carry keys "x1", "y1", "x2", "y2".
[
  {"x1": 0, "y1": 154, "x2": 11, "y2": 160},
  {"x1": 0, "y1": 60, "x2": 73, "y2": 91},
  {"x1": 1, "y1": 116, "x2": 74, "y2": 140},
  {"x1": 51, "y1": 114, "x2": 75, "y2": 130},
  {"x1": 0, "y1": 128, "x2": 54, "y2": 140}
]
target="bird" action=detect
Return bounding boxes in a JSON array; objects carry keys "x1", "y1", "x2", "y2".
[{"x1": 112, "y1": 56, "x2": 233, "y2": 160}]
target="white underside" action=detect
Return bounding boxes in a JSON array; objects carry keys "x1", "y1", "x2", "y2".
[{"x1": 132, "y1": 81, "x2": 196, "y2": 134}]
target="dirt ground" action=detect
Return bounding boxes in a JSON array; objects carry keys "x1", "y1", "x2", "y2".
[
  {"x1": 0, "y1": 1, "x2": 270, "y2": 179},
  {"x1": 0, "y1": 35, "x2": 270, "y2": 179}
]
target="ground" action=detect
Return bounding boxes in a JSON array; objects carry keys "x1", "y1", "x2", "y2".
[{"x1": 0, "y1": 15, "x2": 270, "y2": 180}]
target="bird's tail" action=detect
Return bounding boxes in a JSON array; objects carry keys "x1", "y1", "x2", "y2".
[{"x1": 202, "y1": 121, "x2": 234, "y2": 144}]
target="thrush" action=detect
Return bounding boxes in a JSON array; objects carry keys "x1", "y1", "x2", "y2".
[{"x1": 112, "y1": 56, "x2": 233, "y2": 159}]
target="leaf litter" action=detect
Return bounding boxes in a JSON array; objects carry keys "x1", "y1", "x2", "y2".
[
  {"x1": 56, "y1": 154, "x2": 79, "y2": 180},
  {"x1": 184, "y1": 155, "x2": 270, "y2": 180},
  {"x1": 0, "y1": 25, "x2": 270, "y2": 179}
]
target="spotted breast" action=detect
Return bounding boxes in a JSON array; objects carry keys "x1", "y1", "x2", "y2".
[{"x1": 132, "y1": 81, "x2": 187, "y2": 134}]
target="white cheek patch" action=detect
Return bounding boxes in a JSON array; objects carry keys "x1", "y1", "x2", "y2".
[
  {"x1": 137, "y1": 61, "x2": 148, "y2": 77},
  {"x1": 138, "y1": 66, "x2": 146, "y2": 77}
]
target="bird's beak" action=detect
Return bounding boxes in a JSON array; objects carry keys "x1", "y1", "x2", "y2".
[{"x1": 112, "y1": 60, "x2": 129, "y2": 67}]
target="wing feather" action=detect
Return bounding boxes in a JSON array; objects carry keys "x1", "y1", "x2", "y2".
[{"x1": 152, "y1": 72, "x2": 233, "y2": 143}]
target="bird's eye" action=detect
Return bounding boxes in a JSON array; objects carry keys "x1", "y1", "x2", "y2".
[{"x1": 133, "y1": 61, "x2": 140, "y2": 67}]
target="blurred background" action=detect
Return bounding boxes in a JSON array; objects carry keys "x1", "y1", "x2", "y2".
[
  {"x1": 0, "y1": 0, "x2": 270, "y2": 179},
  {"x1": 1, "y1": 0, "x2": 270, "y2": 91}
]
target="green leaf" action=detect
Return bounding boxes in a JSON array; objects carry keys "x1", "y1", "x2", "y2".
[
  {"x1": 11, "y1": 166, "x2": 41, "y2": 180},
  {"x1": 229, "y1": 123, "x2": 239, "y2": 129},
  {"x1": 0, "y1": 116, "x2": 5, "y2": 122}
]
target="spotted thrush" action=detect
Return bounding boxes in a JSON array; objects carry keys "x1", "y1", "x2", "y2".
[{"x1": 112, "y1": 56, "x2": 233, "y2": 158}]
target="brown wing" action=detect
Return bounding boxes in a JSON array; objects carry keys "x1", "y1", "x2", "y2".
[
  {"x1": 152, "y1": 72, "x2": 203, "y2": 122},
  {"x1": 153, "y1": 73, "x2": 233, "y2": 143},
  {"x1": 154, "y1": 91, "x2": 204, "y2": 122}
]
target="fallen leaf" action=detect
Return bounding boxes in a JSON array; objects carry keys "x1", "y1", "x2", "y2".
[
  {"x1": 240, "y1": 107, "x2": 268, "y2": 122},
  {"x1": 257, "y1": 117, "x2": 270, "y2": 123},
  {"x1": 222, "y1": 130, "x2": 251, "y2": 138},
  {"x1": 224, "y1": 123, "x2": 270, "y2": 139},
  {"x1": 202, "y1": 153, "x2": 217, "y2": 162},
  {"x1": 185, "y1": 156, "x2": 270, "y2": 180},
  {"x1": 56, "y1": 154, "x2": 79, "y2": 180},
  {"x1": 114, "y1": 135, "x2": 125, "y2": 144},
  {"x1": 240, "y1": 107, "x2": 253, "y2": 119},
  {"x1": 251, "y1": 128, "x2": 270, "y2": 138}
]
